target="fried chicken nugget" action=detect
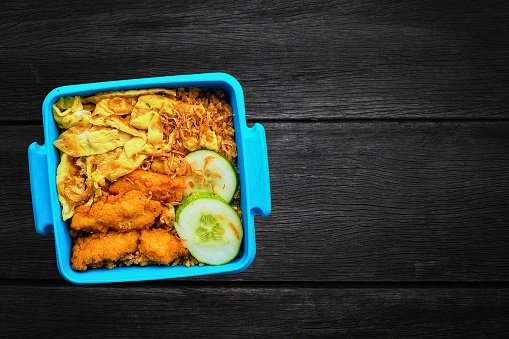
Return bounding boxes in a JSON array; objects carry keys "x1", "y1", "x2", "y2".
[
  {"x1": 139, "y1": 228, "x2": 189, "y2": 265},
  {"x1": 109, "y1": 169, "x2": 186, "y2": 204},
  {"x1": 71, "y1": 231, "x2": 140, "y2": 271},
  {"x1": 70, "y1": 190, "x2": 162, "y2": 233}
]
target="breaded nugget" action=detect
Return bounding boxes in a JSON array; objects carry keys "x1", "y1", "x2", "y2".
[
  {"x1": 155, "y1": 205, "x2": 176, "y2": 229},
  {"x1": 71, "y1": 231, "x2": 140, "y2": 271},
  {"x1": 109, "y1": 169, "x2": 186, "y2": 204},
  {"x1": 139, "y1": 228, "x2": 189, "y2": 265},
  {"x1": 70, "y1": 190, "x2": 162, "y2": 233}
]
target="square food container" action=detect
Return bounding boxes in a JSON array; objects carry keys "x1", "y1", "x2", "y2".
[{"x1": 28, "y1": 73, "x2": 271, "y2": 284}]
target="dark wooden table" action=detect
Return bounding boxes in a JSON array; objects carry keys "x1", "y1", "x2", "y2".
[{"x1": 1, "y1": 0, "x2": 509, "y2": 336}]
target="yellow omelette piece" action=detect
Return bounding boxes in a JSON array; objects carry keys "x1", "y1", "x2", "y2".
[
  {"x1": 56, "y1": 153, "x2": 93, "y2": 220},
  {"x1": 124, "y1": 136, "x2": 154, "y2": 158},
  {"x1": 52, "y1": 96, "x2": 84, "y2": 129},
  {"x1": 53, "y1": 126, "x2": 132, "y2": 157},
  {"x1": 59, "y1": 110, "x2": 92, "y2": 129},
  {"x1": 92, "y1": 150, "x2": 147, "y2": 182},
  {"x1": 130, "y1": 110, "x2": 164, "y2": 145},
  {"x1": 148, "y1": 112, "x2": 163, "y2": 144},
  {"x1": 90, "y1": 115, "x2": 145, "y2": 138},
  {"x1": 85, "y1": 147, "x2": 123, "y2": 175},
  {"x1": 131, "y1": 94, "x2": 176, "y2": 119},
  {"x1": 92, "y1": 97, "x2": 138, "y2": 116},
  {"x1": 130, "y1": 110, "x2": 154, "y2": 129},
  {"x1": 83, "y1": 88, "x2": 176, "y2": 104},
  {"x1": 92, "y1": 99, "x2": 116, "y2": 117}
]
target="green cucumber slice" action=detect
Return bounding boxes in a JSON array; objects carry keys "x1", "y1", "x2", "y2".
[
  {"x1": 175, "y1": 192, "x2": 243, "y2": 265},
  {"x1": 183, "y1": 150, "x2": 238, "y2": 202}
]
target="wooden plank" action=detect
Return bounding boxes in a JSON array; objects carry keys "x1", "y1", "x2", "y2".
[
  {"x1": 0, "y1": 0, "x2": 508, "y2": 121},
  {"x1": 5, "y1": 121, "x2": 509, "y2": 281},
  {"x1": 2, "y1": 284, "x2": 508, "y2": 337},
  {"x1": 260, "y1": 121, "x2": 509, "y2": 281}
]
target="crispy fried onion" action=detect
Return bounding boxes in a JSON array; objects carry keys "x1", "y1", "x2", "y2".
[
  {"x1": 161, "y1": 88, "x2": 237, "y2": 161},
  {"x1": 135, "y1": 88, "x2": 237, "y2": 176},
  {"x1": 149, "y1": 154, "x2": 193, "y2": 177}
]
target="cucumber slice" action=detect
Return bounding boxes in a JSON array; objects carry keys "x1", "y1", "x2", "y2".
[
  {"x1": 183, "y1": 150, "x2": 238, "y2": 202},
  {"x1": 175, "y1": 192, "x2": 243, "y2": 265}
]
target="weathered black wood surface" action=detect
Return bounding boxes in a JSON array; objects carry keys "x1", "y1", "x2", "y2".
[
  {"x1": 1, "y1": 0, "x2": 509, "y2": 336},
  {"x1": 3, "y1": 282, "x2": 509, "y2": 337}
]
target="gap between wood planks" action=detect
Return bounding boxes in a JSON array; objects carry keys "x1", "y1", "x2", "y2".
[
  {"x1": 1, "y1": 279, "x2": 508, "y2": 289},
  {"x1": 249, "y1": 117, "x2": 509, "y2": 124}
]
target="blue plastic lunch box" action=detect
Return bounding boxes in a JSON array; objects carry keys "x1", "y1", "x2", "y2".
[{"x1": 28, "y1": 73, "x2": 271, "y2": 284}]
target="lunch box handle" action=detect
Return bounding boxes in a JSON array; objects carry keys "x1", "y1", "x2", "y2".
[
  {"x1": 28, "y1": 142, "x2": 54, "y2": 235},
  {"x1": 244, "y1": 123, "x2": 271, "y2": 217}
]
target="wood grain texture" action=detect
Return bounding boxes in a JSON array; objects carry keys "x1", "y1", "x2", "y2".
[
  {"x1": 2, "y1": 0, "x2": 509, "y2": 334},
  {"x1": 1, "y1": 283, "x2": 508, "y2": 337},
  {"x1": 5, "y1": 121, "x2": 509, "y2": 281},
  {"x1": 0, "y1": 0, "x2": 508, "y2": 121}
]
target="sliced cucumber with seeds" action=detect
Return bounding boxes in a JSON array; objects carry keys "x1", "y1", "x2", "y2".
[
  {"x1": 183, "y1": 150, "x2": 238, "y2": 202},
  {"x1": 175, "y1": 192, "x2": 243, "y2": 265}
]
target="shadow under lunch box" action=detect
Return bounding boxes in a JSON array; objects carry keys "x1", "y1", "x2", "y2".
[{"x1": 28, "y1": 73, "x2": 271, "y2": 284}]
